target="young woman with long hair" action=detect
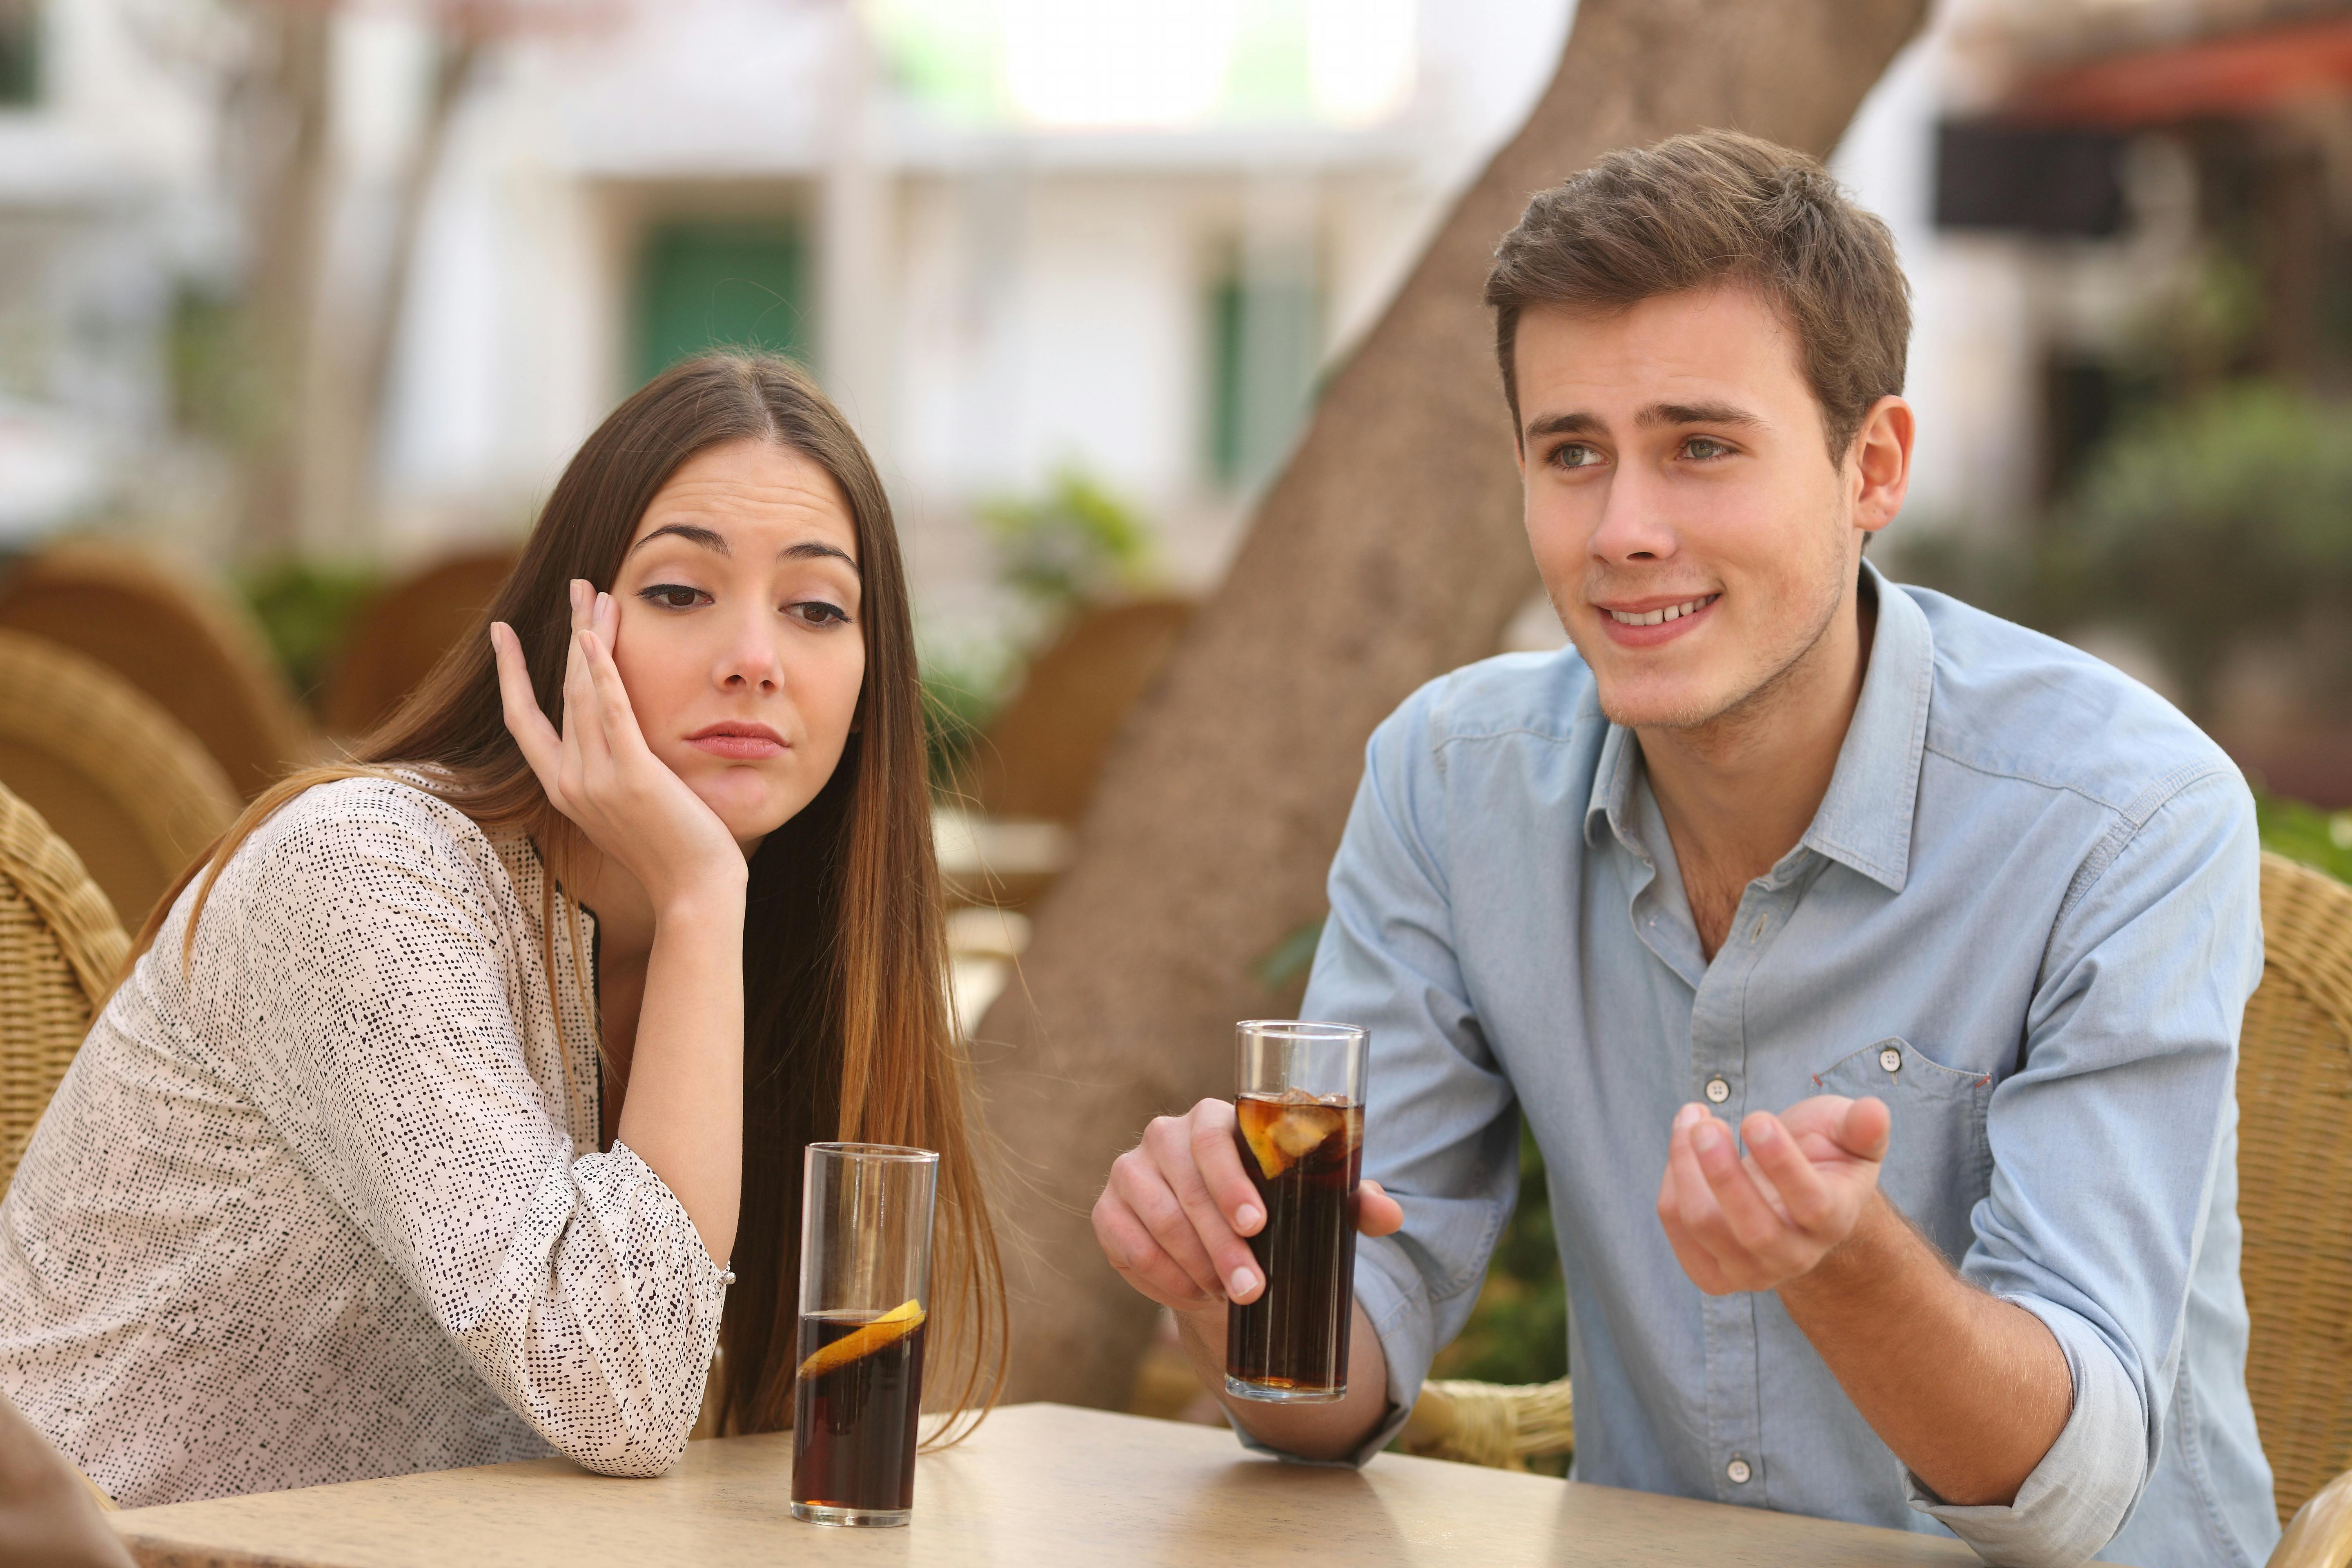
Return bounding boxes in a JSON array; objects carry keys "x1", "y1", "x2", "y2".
[{"x1": 0, "y1": 354, "x2": 1003, "y2": 1507}]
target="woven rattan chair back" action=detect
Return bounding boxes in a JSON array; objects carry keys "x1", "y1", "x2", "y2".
[
  {"x1": 321, "y1": 548, "x2": 518, "y2": 740},
  {"x1": 0, "y1": 783, "x2": 130, "y2": 1194},
  {"x1": 967, "y1": 597, "x2": 1195, "y2": 825},
  {"x1": 0, "y1": 543, "x2": 313, "y2": 801},
  {"x1": 0, "y1": 632, "x2": 239, "y2": 933},
  {"x1": 2241, "y1": 851, "x2": 2352, "y2": 1526}
]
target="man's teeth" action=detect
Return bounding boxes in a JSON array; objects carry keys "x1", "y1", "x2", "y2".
[{"x1": 1606, "y1": 595, "x2": 1717, "y2": 627}]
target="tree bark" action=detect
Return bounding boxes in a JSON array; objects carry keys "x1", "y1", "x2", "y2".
[{"x1": 971, "y1": 0, "x2": 1933, "y2": 1408}]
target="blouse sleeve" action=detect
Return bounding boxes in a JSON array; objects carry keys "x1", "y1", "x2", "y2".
[{"x1": 192, "y1": 782, "x2": 730, "y2": 1478}]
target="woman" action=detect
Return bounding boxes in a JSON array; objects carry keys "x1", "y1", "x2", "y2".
[{"x1": 0, "y1": 354, "x2": 1002, "y2": 1507}]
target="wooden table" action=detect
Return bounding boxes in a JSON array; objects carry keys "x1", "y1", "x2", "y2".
[{"x1": 116, "y1": 1403, "x2": 1986, "y2": 1567}]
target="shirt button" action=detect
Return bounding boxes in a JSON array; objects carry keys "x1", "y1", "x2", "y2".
[
  {"x1": 1879, "y1": 1045, "x2": 1903, "y2": 1073},
  {"x1": 1726, "y1": 1457, "x2": 1752, "y2": 1484},
  {"x1": 1704, "y1": 1076, "x2": 1731, "y2": 1104}
]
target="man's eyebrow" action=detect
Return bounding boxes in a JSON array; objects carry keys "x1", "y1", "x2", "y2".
[
  {"x1": 784, "y1": 540, "x2": 860, "y2": 577},
  {"x1": 1637, "y1": 401, "x2": 1762, "y2": 429},
  {"x1": 628, "y1": 522, "x2": 728, "y2": 557},
  {"x1": 1523, "y1": 410, "x2": 1606, "y2": 441}
]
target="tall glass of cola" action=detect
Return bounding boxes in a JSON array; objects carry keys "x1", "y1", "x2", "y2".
[
  {"x1": 791, "y1": 1142, "x2": 937, "y2": 1527},
  {"x1": 1225, "y1": 1020, "x2": 1369, "y2": 1403}
]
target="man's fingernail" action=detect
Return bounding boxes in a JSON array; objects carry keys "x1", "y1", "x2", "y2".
[
  {"x1": 1692, "y1": 1123, "x2": 1725, "y2": 1156},
  {"x1": 1675, "y1": 1105, "x2": 1704, "y2": 1130},
  {"x1": 1237, "y1": 1205, "x2": 1262, "y2": 1230},
  {"x1": 1748, "y1": 1118, "x2": 1780, "y2": 1147},
  {"x1": 1230, "y1": 1268, "x2": 1258, "y2": 1297}
]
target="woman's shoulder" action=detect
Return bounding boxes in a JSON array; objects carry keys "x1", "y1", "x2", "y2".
[{"x1": 232, "y1": 773, "x2": 514, "y2": 915}]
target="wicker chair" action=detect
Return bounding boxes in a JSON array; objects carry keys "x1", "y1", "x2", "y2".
[
  {"x1": 1398, "y1": 851, "x2": 2352, "y2": 1567},
  {"x1": 0, "y1": 541, "x2": 314, "y2": 801},
  {"x1": 0, "y1": 632, "x2": 239, "y2": 933},
  {"x1": 320, "y1": 548, "x2": 518, "y2": 740},
  {"x1": 0, "y1": 782, "x2": 129, "y2": 1194}
]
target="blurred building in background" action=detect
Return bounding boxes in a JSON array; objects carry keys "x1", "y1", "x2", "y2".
[{"x1": 3, "y1": 0, "x2": 2350, "y2": 800}]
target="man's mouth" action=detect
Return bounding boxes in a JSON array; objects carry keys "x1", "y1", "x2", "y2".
[{"x1": 1602, "y1": 594, "x2": 1718, "y2": 628}]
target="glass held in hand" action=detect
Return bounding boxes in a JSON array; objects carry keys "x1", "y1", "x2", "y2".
[
  {"x1": 791, "y1": 1142, "x2": 938, "y2": 1528},
  {"x1": 1225, "y1": 1020, "x2": 1369, "y2": 1403}
]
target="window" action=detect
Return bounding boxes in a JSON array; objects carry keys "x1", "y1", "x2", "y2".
[
  {"x1": 0, "y1": 3, "x2": 40, "y2": 108},
  {"x1": 1204, "y1": 247, "x2": 1322, "y2": 489},
  {"x1": 630, "y1": 218, "x2": 810, "y2": 387}
]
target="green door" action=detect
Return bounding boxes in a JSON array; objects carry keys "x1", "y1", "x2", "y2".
[{"x1": 631, "y1": 218, "x2": 811, "y2": 386}]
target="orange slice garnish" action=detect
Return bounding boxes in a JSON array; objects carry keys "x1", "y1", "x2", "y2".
[{"x1": 797, "y1": 1299, "x2": 926, "y2": 1382}]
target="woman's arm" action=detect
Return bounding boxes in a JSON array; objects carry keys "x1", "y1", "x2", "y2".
[{"x1": 493, "y1": 581, "x2": 748, "y2": 1263}]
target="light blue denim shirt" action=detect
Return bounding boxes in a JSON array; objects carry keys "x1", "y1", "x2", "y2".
[{"x1": 1280, "y1": 564, "x2": 2276, "y2": 1568}]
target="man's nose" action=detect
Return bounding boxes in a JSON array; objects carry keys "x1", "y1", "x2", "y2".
[{"x1": 1588, "y1": 467, "x2": 1678, "y2": 564}]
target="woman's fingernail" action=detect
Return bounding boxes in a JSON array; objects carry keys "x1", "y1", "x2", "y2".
[
  {"x1": 1236, "y1": 1205, "x2": 1262, "y2": 1231},
  {"x1": 1230, "y1": 1267, "x2": 1258, "y2": 1297}
]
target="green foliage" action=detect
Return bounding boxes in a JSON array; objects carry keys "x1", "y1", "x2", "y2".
[
  {"x1": 241, "y1": 559, "x2": 380, "y2": 704},
  {"x1": 979, "y1": 468, "x2": 1158, "y2": 622},
  {"x1": 2257, "y1": 791, "x2": 2352, "y2": 885},
  {"x1": 2047, "y1": 383, "x2": 2352, "y2": 710}
]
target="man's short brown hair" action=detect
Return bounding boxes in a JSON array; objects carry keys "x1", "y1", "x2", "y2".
[{"x1": 1485, "y1": 129, "x2": 1911, "y2": 464}]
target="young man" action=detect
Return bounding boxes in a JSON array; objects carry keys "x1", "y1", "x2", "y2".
[{"x1": 1093, "y1": 131, "x2": 2274, "y2": 1568}]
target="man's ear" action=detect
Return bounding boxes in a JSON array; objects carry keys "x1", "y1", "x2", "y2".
[{"x1": 1849, "y1": 395, "x2": 1914, "y2": 540}]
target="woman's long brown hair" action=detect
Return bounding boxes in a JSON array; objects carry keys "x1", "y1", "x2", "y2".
[{"x1": 129, "y1": 352, "x2": 1005, "y2": 1439}]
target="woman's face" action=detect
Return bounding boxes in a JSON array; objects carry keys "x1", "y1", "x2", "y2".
[{"x1": 607, "y1": 437, "x2": 867, "y2": 849}]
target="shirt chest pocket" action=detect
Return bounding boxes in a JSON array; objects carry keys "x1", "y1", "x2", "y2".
[{"x1": 1813, "y1": 1038, "x2": 1993, "y2": 1266}]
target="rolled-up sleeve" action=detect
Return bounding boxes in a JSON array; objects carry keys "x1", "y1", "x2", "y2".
[
  {"x1": 1910, "y1": 768, "x2": 2261, "y2": 1565},
  {"x1": 215, "y1": 799, "x2": 728, "y2": 1478},
  {"x1": 1237, "y1": 679, "x2": 1520, "y2": 1467}
]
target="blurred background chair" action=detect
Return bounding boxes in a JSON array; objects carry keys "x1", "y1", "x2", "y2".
[
  {"x1": 1398, "y1": 852, "x2": 2352, "y2": 1568},
  {"x1": 320, "y1": 548, "x2": 518, "y2": 740},
  {"x1": 0, "y1": 782, "x2": 129, "y2": 1195},
  {"x1": 0, "y1": 544, "x2": 315, "y2": 802},
  {"x1": 0, "y1": 632, "x2": 239, "y2": 933}
]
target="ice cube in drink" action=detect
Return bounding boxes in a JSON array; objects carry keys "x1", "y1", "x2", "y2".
[
  {"x1": 791, "y1": 1300, "x2": 927, "y2": 1525},
  {"x1": 1226, "y1": 1088, "x2": 1364, "y2": 1401}
]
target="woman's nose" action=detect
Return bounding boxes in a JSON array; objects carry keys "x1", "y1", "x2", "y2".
[{"x1": 716, "y1": 610, "x2": 784, "y2": 693}]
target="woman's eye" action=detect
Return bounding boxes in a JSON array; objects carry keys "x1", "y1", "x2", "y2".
[
  {"x1": 639, "y1": 584, "x2": 710, "y2": 610},
  {"x1": 789, "y1": 601, "x2": 850, "y2": 627}
]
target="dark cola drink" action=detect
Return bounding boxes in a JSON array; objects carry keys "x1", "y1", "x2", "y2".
[
  {"x1": 1226, "y1": 1088, "x2": 1364, "y2": 1400},
  {"x1": 791, "y1": 1303, "x2": 927, "y2": 1523}
]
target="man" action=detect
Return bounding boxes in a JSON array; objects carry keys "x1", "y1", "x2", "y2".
[{"x1": 1092, "y1": 131, "x2": 2275, "y2": 1568}]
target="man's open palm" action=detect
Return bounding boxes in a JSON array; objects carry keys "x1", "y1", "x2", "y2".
[{"x1": 1657, "y1": 1094, "x2": 1892, "y2": 1295}]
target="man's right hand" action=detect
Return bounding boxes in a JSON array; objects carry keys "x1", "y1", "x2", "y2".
[{"x1": 1092, "y1": 1097, "x2": 1403, "y2": 1315}]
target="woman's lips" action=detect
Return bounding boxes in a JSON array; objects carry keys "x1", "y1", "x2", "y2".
[{"x1": 687, "y1": 725, "x2": 786, "y2": 760}]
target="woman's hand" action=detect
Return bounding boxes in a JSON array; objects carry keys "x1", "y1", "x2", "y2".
[{"x1": 492, "y1": 580, "x2": 746, "y2": 918}]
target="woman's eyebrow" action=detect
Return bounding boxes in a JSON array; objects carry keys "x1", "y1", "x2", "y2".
[
  {"x1": 784, "y1": 540, "x2": 860, "y2": 577},
  {"x1": 629, "y1": 522, "x2": 728, "y2": 557}
]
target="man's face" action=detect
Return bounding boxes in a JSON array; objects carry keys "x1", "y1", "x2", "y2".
[{"x1": 1514, "y1": 285, "x2": 1893, "y2": 732}]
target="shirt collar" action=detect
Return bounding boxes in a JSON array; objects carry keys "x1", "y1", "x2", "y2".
[{"x1": 1580, "y1": 558, "x2": 1933, "y2": 893}]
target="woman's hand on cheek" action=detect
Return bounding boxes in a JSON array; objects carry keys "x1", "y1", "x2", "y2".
[{"x1": 492, "y1": 580, "x2": 748, "y2": 919}]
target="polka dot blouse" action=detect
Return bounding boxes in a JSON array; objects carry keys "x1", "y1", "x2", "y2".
[{"x1": 0, "y1": 777, "x2": 732, "y2": 1506}]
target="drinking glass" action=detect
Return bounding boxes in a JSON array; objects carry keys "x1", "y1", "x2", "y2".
[
  {"x1": 791, "y1": 1142, "x2": 938, "y2": 1527},
  {"x1": 1224, "y1": 1020, "x2": 1369, "y2": 1403}
]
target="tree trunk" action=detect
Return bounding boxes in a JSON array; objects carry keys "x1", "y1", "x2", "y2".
[
  {"x1": 971, "y1": 0, "x2": 1933, "y2": 1408},
  {"x1": 236, "y1": 2, "x2": 333, "y2": 558}
]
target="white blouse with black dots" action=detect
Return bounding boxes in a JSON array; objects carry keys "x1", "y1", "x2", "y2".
[{"x1": 0, "y1": 776, "x2": 732, "y2": 1507}]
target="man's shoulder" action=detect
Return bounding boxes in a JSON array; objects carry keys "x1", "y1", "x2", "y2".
[
  {"x1": 1906, "y1": 585, "x2": 2238, "y2": 817},
  {"x1": 1378, "y1": 646, "x2": 1602, "y2": 757}
]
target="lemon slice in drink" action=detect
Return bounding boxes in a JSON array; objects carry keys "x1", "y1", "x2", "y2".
[{"x1": 797, "y1": 1299, "x2": 927, "y2": 1383}]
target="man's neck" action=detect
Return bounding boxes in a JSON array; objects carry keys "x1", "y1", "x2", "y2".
[{"x1": 1637, "y1": 577, "x2": 1877, "y2": 958}]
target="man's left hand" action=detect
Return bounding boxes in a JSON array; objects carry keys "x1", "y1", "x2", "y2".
[{"x1": 1657, "y1": 1095, "x2": 1892, "y2": 1294}]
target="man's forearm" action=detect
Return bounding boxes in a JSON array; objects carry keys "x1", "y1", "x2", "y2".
[
  {"x1": 1172, "y1": 1300, "x2": 1393, "y2": 1461},
  {"x1": 1777, "y1": 1193, "x2": 2071, "y2": 1506}
]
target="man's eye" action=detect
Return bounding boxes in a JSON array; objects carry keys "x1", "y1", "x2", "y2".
[
  {"x1": 1553, "y1": 443, "x2": 1604, "y2": 469},
  {"x1": 1684, "y1": 437, "x2": 1733, "y2": 461},
  {"x1": 790, "y1": 601, "x2": 850, "y2": 626},
  {"x1": 639, "y1": 584, "x2": 709, "y2": 609}
]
